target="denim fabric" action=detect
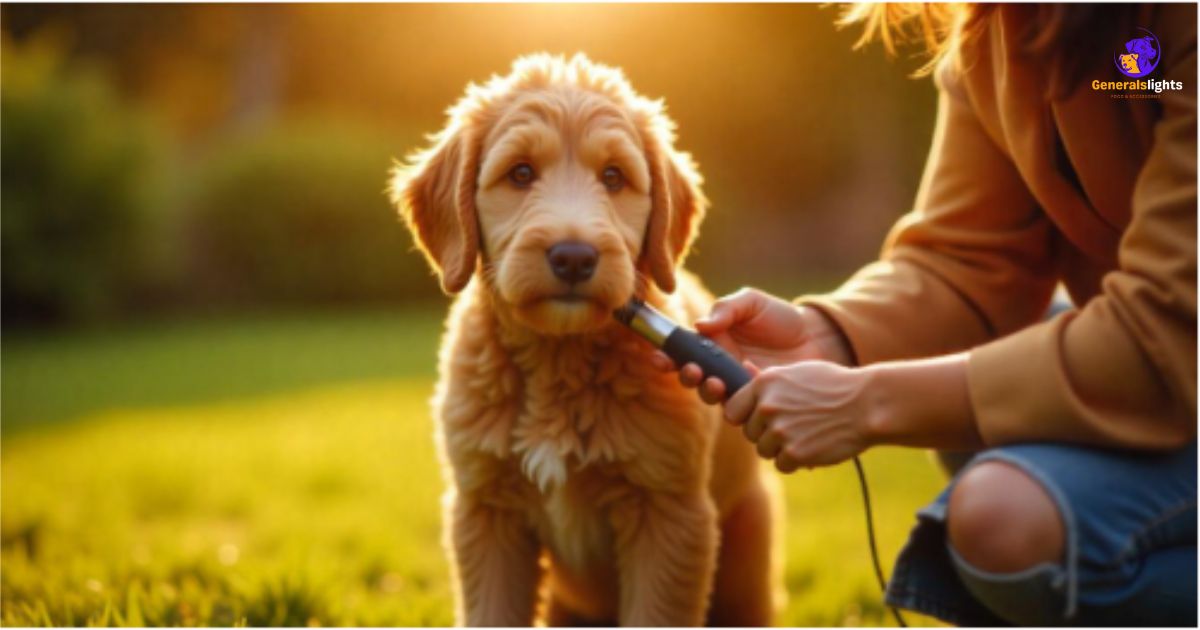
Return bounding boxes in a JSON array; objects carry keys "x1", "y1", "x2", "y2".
[
  {"x1": 885, "y1": 442, "x2": 1197, "y2": 626},
  {"x1": 950, "y1": 546, "x2": 1069, "y2": 626}
]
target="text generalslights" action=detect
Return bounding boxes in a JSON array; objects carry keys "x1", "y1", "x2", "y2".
[{"x1": 1092, "y1": 79, "x2": 1185, "y2": 93}]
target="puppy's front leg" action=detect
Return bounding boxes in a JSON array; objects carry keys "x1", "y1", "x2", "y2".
[
  {"x1": 611, "y1": 491, "x2": 719, "y2": 626},
  {"x1": 447, "y1": 492, "x2": 541, "y2": 626}
]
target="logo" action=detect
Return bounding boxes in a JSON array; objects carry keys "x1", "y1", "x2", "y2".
[
  {"x1": 1092, "y1": 27, "x2": 1183, "y2": 99},
  {"x1": 1114, "y1": 28, "x2": 1161, "y2": 78}
]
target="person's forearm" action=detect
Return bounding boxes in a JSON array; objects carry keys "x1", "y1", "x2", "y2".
[{"x1": 862, "y1": 352, "x2": 986, "y2": 451}]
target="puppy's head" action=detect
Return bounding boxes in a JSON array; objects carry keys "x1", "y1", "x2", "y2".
[{"x1": 392, "y1": 53, "x2": 706, "y2": 335}]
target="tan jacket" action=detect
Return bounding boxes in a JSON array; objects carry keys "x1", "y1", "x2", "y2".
[{"x1": 806, "y1": 5, "x2": 1197, "y2": 450}]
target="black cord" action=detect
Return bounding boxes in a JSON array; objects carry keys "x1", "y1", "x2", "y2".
[{"x1": 852, "y1": 455, "x2": 908, "y2": 627}]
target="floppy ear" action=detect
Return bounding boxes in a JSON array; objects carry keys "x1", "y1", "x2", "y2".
[
  {"x1": 390, "y1": 126, "x2": 481, "y2": 294},
  {"x1": 641, "y1": 134, "x2": 707, "y2": 294}
]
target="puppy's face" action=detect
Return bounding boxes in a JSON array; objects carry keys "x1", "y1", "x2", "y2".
[
  {"x1": 475, "y1": 90, "x2": 653, "y2": 333},
  {"x1": 393, "y1": 54, "x2": 706, "y2": 336}
]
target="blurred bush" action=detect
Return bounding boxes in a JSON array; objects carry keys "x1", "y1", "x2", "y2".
[
  {"x1": 185, "y1": 120, "x2": 438, "y2": 307},
  {"x1": 0, "y1": 31, "x2": 438, "y2": 323},
  {"x1": 1, "y1": 35, "x2": 171, "y2": 325}
]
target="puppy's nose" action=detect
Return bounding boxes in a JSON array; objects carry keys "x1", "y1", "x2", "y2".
[{"x1": 546, "y1": 241, "x2": 598, "y2": 284}]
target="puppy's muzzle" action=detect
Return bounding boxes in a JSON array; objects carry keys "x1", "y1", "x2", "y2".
[{"x1": 546, "y1": 241, "x2": 598, "y2": 285}]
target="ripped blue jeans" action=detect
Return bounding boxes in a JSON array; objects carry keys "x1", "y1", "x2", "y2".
[{"x1": 885, "y1": 442, "x2": 1197, "y2": 626}]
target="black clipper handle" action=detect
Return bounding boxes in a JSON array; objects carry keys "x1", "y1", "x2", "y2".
[{"x1": 662, "y1": 328, "x2": 752, "y2": 398}]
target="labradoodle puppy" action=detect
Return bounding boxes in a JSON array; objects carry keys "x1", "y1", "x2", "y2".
[{"x1": 391, "y1": 53, "x2": 783, "y2": 627}]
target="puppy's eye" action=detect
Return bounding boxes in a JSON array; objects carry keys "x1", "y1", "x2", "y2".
[
  {"x1": 601, "y1": 166, "x2": 624, "y2": 193},
  {"x1": 508, "y1": 163, "x2": 535, "y2": 188}
]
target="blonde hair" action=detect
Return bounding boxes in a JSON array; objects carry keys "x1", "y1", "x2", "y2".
[
  {"x1": 839, "y1": 3, "x2": 1137, "y2": 95},
  {"x1": 838, "y1": 3, "x2": 978, "y2": 75}
]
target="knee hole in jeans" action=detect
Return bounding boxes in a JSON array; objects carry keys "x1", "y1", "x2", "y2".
[{"x1": 946, "y1": 460, "x2": 1066, "y2": 573}]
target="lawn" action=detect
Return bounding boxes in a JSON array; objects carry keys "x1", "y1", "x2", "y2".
[{"x1": 1, "y1": 306, "x2": 947, "y2": 626}]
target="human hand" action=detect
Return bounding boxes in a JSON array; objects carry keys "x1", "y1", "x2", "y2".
[
  {"x1": 723, "y1": 361, "x2": 877, "y2": 471},
  {"x1": 652, "y1": 288, "x2": 854, "y2": 403}
]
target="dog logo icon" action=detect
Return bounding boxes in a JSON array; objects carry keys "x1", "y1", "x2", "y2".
[{"x1": 1114, "y1": 28, "x2": 1161, "y2": 78}]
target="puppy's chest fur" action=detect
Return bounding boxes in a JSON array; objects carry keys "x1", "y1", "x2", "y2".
[{"x1": 435, "y1": 288, "x2": 714, "y2": 567}]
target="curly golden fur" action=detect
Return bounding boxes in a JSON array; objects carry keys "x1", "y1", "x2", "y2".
[{"x1": 391, "y1": 53, "x2": 783, "y2": 626}]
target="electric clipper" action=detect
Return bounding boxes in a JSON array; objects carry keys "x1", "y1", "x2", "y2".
[{"x1": 613, "y1": 298, "x2": 752, "y2": 398}]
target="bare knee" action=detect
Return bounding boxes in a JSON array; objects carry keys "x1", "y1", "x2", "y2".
[{"x1": 947, "y1": 461, "x2": 1065, "y2": 573}]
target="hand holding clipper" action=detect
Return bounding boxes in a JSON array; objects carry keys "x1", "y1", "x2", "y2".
[{"x1": 614, "y1": 298, "x2": 752, "y2": 399}]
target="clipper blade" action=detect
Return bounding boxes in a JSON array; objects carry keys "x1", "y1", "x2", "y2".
[{"x1": 612, "y1": 298, "x2": 646, "y2": 326}]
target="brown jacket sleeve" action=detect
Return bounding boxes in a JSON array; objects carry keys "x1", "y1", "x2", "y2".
[
  {"x1": 802, "y1": 58, "x2": 1059, "y2": 366},
  {"x1": 969, "y1": 46, "x2": 1197, "y2": 450}
]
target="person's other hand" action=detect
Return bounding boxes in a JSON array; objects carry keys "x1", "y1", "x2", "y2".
[
  {"x1": 651, "y1": 288, "x2": 854, "y2": 403},
  {"x1": 723, "y1": 361, "x2": 876, "y2": 470}
]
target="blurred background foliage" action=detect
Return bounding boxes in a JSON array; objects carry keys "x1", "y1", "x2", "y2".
[
  {"x1": 185, "y1": 119, "x2": 432, "y2": 306},
  {"x1": 2, "y1": 3, "x2": 937, "y2": 326},
  {"x1": 1, "y1": 34, "x2": 171, "y2": 324},
  {"x1": 2, "y1": 4, "x2": 946, "y2": 626}
]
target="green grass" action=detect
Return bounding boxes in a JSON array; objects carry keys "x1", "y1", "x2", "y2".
[
  {"x1": 2, "y1": 308, "x2": 947, "y2": 626},
  {"x1": 1, "y1": 307, "x2": 446, "y2": 434}
]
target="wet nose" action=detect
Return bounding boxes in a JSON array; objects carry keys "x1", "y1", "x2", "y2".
[{"x1": 546, "y1": 241, "x2": 598, "y2": 284}]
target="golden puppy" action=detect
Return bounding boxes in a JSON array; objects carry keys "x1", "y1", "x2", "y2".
[{"x1": 391, "y1": 53, "x2": 783, "y2": 626}]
